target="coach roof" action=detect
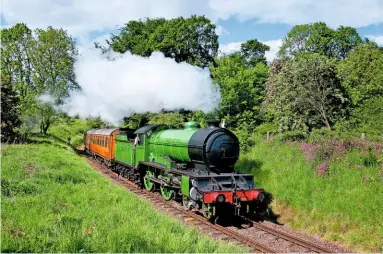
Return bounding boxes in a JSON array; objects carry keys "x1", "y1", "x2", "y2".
[{"x1": 86, "y1": 129, "x2": 119, "y2": 136}]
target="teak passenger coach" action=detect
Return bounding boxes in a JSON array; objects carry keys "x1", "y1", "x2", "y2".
[{"x1": 84, "y1": 120, "x2": 272, "y2": 221}]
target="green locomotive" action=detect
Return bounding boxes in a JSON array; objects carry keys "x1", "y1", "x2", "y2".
[{"x1": 85, "y1": 120, "x2": 271, "y2": 221}]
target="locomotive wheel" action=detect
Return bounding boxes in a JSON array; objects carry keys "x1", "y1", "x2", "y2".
[
  {"x1": 160, "y1": 186, "x2": 175, "y2": 201},
  {"x1": 144, "y1": 171, "x2": 154, "y2": 191},
  {"x1": 182, "y1": 196, "x2": 190, "y2": 209},
  {"x1": 203, "y1": 204, "x2": 214, "y2": 220}
]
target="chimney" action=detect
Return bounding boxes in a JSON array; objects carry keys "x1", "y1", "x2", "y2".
[{"x1": 206, "y1": 119, "x2": 220, "y2": 128}]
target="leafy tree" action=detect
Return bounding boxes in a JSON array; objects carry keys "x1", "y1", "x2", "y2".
[
  {"x1": 148, "y1": 113, "x2": 185, "y2": 128},
  {"x1": 240, "y1": 39, "x2": 270, "y2": 66},
  {"x1": 110, "y1": 15, "x2": 218, "y2": 67},
  {"x1": 267, "y1": 53, "x2": 347, "y2": 132},
  {"x1": 31, "y1": 27, "x2": 79, "y2": 134},
  {"x1": 334, "y1": 26, "x2": 364, "y2": 59},
  {"x1": 123, "y1": 113, "x2": 156, "y2": 129},
  {"x1": 335, "y1": 97, "x2": 383, "y2": 138},
  {"x1": 1, "y1": 75, "x2": 22, "y2": 142},
  {"x1": 279, "y1": 22, "x2": 362, "y2": 59},
  {"x1": 110, "y1": 18, "x2": 166, "y2": 56},
  {"x1": 337, "y1": 43, "x2": 383, "y2": 105},
  {"x1": 211, "y1": 52, "x2": 268, "y2": 128},
  {"x1": 0, "y1": 23, "x2": 36, "y2": 113},
  {"x1": 1, "y1": 24, "x2": 79, "y2": 135},
  {"x1": 86, "y1": 116, "x2": 107, "y2": 129},
  {"x1": 263, "y1": 58, "x2": 288, "y2": 122},
  {"x1": 32, "y1": 26, "x2": 79, "y2": 101}
]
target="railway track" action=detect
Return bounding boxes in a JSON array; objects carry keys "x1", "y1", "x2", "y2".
[
  {"x1": 88, "y1": 157, "x2": 273, "y2": 252},
  {"x1": 251, "y1": 221, "x2": 333, "y2": 253},
  {"x1": 87, "y1": 157, "x2": 334, "y2": 253}
]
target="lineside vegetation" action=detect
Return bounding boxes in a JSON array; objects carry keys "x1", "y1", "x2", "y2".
[
  {"x1": 237, "y1": 137, "x2": 383, "y2": 252},
  {"x1": 1, "y1": 136, "x2": 244, "y2": 253}
]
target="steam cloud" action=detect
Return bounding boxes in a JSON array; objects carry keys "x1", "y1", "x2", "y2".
[{"x1": 62, "y1": 50, "x2": 220, "y2": 125}]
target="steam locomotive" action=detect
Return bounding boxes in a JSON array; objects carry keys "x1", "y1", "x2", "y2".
[{"x1": 84, "y1": 120, "x2": 271, "y2": 221}]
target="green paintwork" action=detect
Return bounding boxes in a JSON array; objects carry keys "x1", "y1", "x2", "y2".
[
  {"x1": 160, "y1": 186, "x2": 175, "y2": 200},
  {"x1": 144, "y1": 170, "x2": 154, "y2": 190},
  {"x1": 115, "y1": 122, "x2": 200, "y2": 169},
  {"x1": 115, "y1": 134, "x2": 149, "y2": 168},
  {"x1": 184, "y1": 121, "x2": 200, "y2": 129},
  {"x1": 181, "y1": 175, "x2": 190, "y2": 196},
  {"x1": 147, "y1": 123, "x2": 199, "y2": 168},
  {"x1": 115, "y1": 135, "x2": 135, "y2": 166}
]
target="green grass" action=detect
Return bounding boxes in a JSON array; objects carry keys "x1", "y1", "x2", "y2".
[
  {"x1": 48, "y1": 118, "x2": 91, "y2": 147},
  {"x1": 1, "y1": 137, "x2": 244, "y2": 253},
  {"x1": 237, "y1": 138, "x2": 383, "y2": 252}
]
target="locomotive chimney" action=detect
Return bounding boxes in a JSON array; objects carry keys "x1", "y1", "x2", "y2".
[{"x1": 206, "y1": 119, "x2": 220, "y2": 128}]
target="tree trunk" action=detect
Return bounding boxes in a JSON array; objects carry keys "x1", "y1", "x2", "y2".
[{"x1": 43, "y1": 119, "x2": 50, "y2": 135}]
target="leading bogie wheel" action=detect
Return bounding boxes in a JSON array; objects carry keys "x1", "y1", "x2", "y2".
[{"x1": 182, "y1": 196, "x2": 190, "y2": 209}]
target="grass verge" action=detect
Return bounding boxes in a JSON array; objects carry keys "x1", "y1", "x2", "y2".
[
  {"x1": 237, "y1": 138, "x2": 383, "y2": 252},
  {"x1": 1, "y1": 136, "x2": 244, "y2": 253}
]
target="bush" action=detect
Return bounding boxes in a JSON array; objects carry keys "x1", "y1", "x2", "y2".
[
  {"x1": 233, "y1": 127, "x2": 256, "y2": 152},
  {"x1": 255, "y1": 123, "x2": 278, "y2": 135},
  {"x1": 277, "y1": 130, "x2": 307, "y2": 141},
  {"x1": 308, "y1": 127, "x2": 337, "y2": 142},
  {"x1": 333, "y1": 97, "x2": 383, "y2": 141}
]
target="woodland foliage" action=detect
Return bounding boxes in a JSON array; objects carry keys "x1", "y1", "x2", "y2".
[
  {"x1": 1, "y1": 23, "x2": 78, "y2": 137},
  {"x1": 1, "y1": 19, "x2": 382, "y2": 143}
]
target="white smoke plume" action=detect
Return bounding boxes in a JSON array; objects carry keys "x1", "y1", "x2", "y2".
[{"x1": 62, "y1": 50, "x2": 220, "y2": 125}]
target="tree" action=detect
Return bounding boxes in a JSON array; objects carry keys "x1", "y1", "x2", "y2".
[
  {"x1": 148, "y1": 113, "x2": 185, "y2": 127},
  {"x1": 267, "y1": 53, "x2": 347, "y2": 132},
  {"x1": 263, "y1": 58, "x2": 288, "y2": 122},
  {"x1": 1, "y1": 24, "x2": 79, "y2": 135},
  {"x1": 110, "y1": 18, "x2": 166, "y2": 56},
  {"x1": 279, "y1": 22, "x2": 362, "y2": 59},
  {"x1": 110, "y1": 15, "x2": 218, "y2": 68},
  {"x1": 1, "y1": 75, "x2": 22, "y2": 142},
  {"x1": 210, "y1": 52, "x2": 268, "y2": 128},
  {"x1": 334, "y1": 26, "x2": 364, "y2": 60},
  {"x1": 31, "y1": 27, "x2": 79, "y2": 134},
  {"x1": 240, "y1": 39, "x2": 270, "y2": 66},
  {"x1": 335, "y1": 97, "x2": 383, "y2": 138},
  {"x1": 337, "y1": 43, "x2": 383, "y2": 105},
  {"x1": 0, "y1": 23, "x2": 36, "y2": 114},
  {"x1": 32, "y1": 26, "x2": 79, "y2": 101}
]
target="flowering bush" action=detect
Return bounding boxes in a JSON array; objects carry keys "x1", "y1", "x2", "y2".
[
  {"x1": 314, "y1": 162, "x2": 329, "y2": 176},
  {"x1": 300, "y1": 143, "x2": 319, "y2": 161}
]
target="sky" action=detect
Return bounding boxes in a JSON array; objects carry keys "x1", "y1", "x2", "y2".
[{"x1": 1, "y1": 0, "x2": 383, "y2": 62}]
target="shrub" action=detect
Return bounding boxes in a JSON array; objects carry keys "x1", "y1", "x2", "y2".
[
  {"x1": 233, "y1": 127, "x2": 255, "y2": 152},
  {"x1": 277, "y1": 130, "x2": 307, "y2": 141},
  {"x1": 255, "y1": 123, "x2": 278, "y2": 135}
]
